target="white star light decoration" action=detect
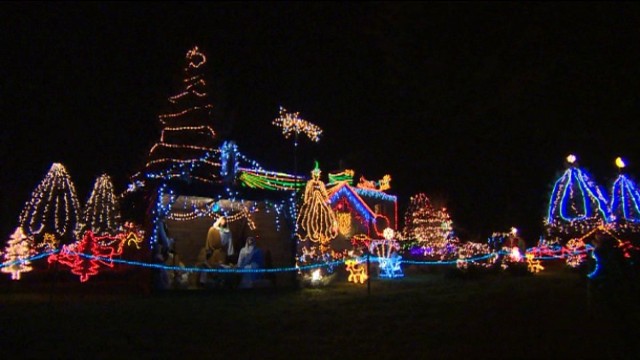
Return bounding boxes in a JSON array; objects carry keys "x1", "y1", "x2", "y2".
[{"x1": 272, "y1": 106, "x2": 322, "y2": 143}]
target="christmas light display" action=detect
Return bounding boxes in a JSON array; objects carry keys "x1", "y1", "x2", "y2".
[
  {"x1": 48, "y1": 230, "x2": 118, "y2": 282},
  {"x1": 610, "y1": 173, "x2": 640, "y2": 227},
  {"x1": 564, "y1": 238, "x2": 588, "y2": 267},
  {"x1": 378, "y1": 175, "x2": 392, "y2": 191},
  {"x1": 41, "y1": 233, "x2": 59, "y2": 251},
  {"x1": 329, "y1": 184, "x2": 376, "y2": 226},
  {"x1": 328, "y1": 169, "x2": 354, "y2": 186},
  {"x1": 545, "y1": 155, "x2": 611, "y2": 239},
  {"x1": 116, "y1": 226, "x2": 144, "y2": 253},
  {"x1": 143, "y1": 46, "x2": 221, "y2": 184},
  {"x1": 336, "y1": 211, "x2": 353, "y2": 237},
  {"x1": 297, "y1": 162, "x2": 338, "y2": 244},
  {"x1": 19, "y1": 163, "x2": 82, "y2": 244},
  {"x1": 401, "y1": 193, "x2": 454, "y2": 247},
  {"x1": 238, "y1": 169, "x2": 306, "y2": 191},
  {"x1": 84, "y1": 174, "x2": 121, "y2": 235},
  {"x1": 370, "y1": 230, "x2": 403, "y2": 278},
  {"x1": 525, "y1": 253, "x2": 544, "y2": 273},
  {"x1": 272, "y1": 106, "x2": 322, "y2": 143},
  {"x1": 345, "y1": 258, "x2": 368, "y2": 284},
  {"x1": 1, "y1": 227, "x2": 34, "y2": 280},
  {"x1": 455, "y1": 242, "x2": 495, "y2": 270}
]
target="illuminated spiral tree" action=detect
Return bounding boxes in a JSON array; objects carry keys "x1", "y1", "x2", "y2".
[
  {"x1": 143, "y1": 46, "x2": 221, "y2": 184},
  {"x1": 19, "y1": 163, "x2": 82, "y2": 245},
  {"x1": 401, "y1": 193, "x2": 454, "y2": 247},
  {"x1": 84, "y1": 174, "x2": 122, "y2": 235},
  {"x1": 1, "y1": 227, "x2": 34, "y2": 280},
  {"x1": 297, "y1": 162, "x2": 338, "y2": 245},
  {"x1": 545, "y1": 155, "x2": 611, "y2": 241}
]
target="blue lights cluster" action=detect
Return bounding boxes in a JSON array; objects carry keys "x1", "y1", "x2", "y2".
[
  {"x1": 328, "y1": 185, "x2": 375, "y2": 223},
  {"x1": 3, "y1": 251, "x2": 512, "y2": 274},
  {"x1": 353, "y1": 187, "x2": 397, "y2": 202},
  {"x1": 547, "y1": 167, "x2": 611, "y2": 223},
  {"x1": 610, "y1": 174, "x2": 640, "y2": 223}
]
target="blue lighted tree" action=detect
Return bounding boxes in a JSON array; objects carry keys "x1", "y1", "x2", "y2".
[
  {"x1": 610, "y1": 157, "x2": 640, "y2": 233},
  {"x1": 545, "y1": 155, "x2": 611, "y2": 242}
]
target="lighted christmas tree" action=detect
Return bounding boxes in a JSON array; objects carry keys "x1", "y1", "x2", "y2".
[
  {"x1": 545, "y1": 155, "x2": 611, "y2": 240},
  {"x1": 19, "y1": 163, "x2": 82, "y2": 245},
  {"x1": 1, "y1": 227, "x2": 34, "y2": 280},
  {"x1": 610, "y1": 157, "x2": 640, "y2": 232},
  {"x1": 143, "y1": 46, "x2": 221, "y2": 184},
  {"x1": 84, "y1": 174, "x2": 122, "y2": 235},
  {"x1": 48, "y1": 230, "x2": 117, "y2": 282},
  {"x1": 401, "y1": 193, "x2": 454, "y2": 247}
]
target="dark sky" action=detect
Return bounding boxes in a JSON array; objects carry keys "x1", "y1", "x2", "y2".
[{"x1": 2, "y1": 2, "x2": 640, "y2": 243}]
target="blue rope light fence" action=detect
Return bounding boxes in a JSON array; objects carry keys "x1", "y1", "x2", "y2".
[{"x1": 1, "y1": 249, "x2": 594, "y2": 274}]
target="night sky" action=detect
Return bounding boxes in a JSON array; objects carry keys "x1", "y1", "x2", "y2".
[{"x1": 2, "y1": 2, "x2": 640, "y2": 243}]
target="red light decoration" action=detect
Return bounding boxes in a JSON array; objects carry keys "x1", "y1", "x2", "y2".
[{"x1": 48, "y1": 231, "x2": 117, "y2": 282}]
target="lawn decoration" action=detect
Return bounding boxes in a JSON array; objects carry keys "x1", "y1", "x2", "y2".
[
  {"x1": 297, "y1": 162, "x2": 338, "y2": 245},
  {"x1": 48, "y1": 230, "x2": 117, "y2": 282},
  {"x1": 345, "y1": 258, "x2": 368, "y2": 284},
  {"x1": 370, "y1": 228, "x2": 403, "y2": 278},
  {"x1": 1, "y1": 227, "x2": 34, "y2": 280},
  {"x1": 526, "y1": 253, "x2": 544, "y2": 273}
]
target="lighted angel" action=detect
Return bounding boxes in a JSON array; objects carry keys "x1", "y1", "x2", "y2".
[{"x1": 297, "y1": 162, "x2": 338, "y2": 244}]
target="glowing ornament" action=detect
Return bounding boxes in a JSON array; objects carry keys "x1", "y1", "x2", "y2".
[
  {"x1": 1, "y1": 228, "x2": 34, "y2": 280},
  {"x1": 566, "y1": 154, "x2": 576, "y2": 164},
  {"x1": 615, "y1": 157, "x2": 626, "y2": 169}
]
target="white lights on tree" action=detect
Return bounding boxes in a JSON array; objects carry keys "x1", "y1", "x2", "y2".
[
  {"x1": 19, "y1": 163, "x2": 82, "y2": 244},
  {"x1": 1, "y1": 227, "x2": 34, "y2": 280},
  {"x1": 84, "y1": 174, "x2": 122, "y2": 235}
]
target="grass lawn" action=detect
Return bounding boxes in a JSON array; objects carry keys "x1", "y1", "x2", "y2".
[{"x1": 1, "y1": 267, "x2": 638, "y2": 359}]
